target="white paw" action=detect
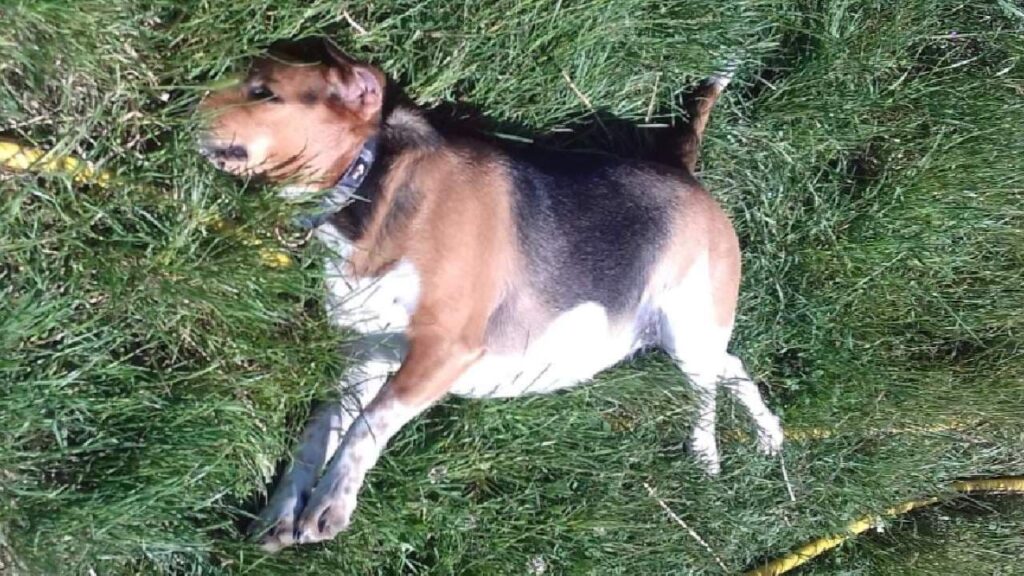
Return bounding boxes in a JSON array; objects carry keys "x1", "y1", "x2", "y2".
[
  {"x1": 252, "y1": 483, "x2": 308, "y2": 553},
  {"x1": 295, "y1": 474, "x2": 357, "y2": 544},
  {"x1": 689, "y1": 431, "x2": 721, "y2": 476},
  {"x1": 755, "y1": 414, "x2": 784, "y2": 456}
]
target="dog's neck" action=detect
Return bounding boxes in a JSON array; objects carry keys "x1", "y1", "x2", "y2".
[{"x1": 327, "y1": 105, "x2": 440, "y2": 272}]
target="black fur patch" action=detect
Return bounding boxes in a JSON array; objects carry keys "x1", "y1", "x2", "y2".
[{"x1": 508, "y1": 148, "x2": 680, "y2": 316}]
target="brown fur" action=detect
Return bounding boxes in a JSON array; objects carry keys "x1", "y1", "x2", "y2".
[
  {"x1": 657, "y1": 190, "x2": 741, "y2": 328},
  {"x1": 383, "y1": 149, "x2": 516, "y2": 405}
]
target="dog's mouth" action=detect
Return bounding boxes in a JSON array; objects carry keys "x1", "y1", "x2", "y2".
[
  {"x1": 197, "y1": 134, "x2": 310, "y2": 185},
  {"x1": 198, "y1": 139, "x2": 251, "y2": 173}
]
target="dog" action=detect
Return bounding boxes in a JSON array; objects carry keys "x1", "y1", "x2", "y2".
[{"x1": 199, "y1": 37, "x2": 784, "y2": 552}]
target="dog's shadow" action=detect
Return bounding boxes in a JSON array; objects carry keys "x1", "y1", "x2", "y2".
[{"x1": 421, "y1": 91, "x2": 696, "y2": 167}]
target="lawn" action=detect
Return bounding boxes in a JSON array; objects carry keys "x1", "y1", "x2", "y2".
[{"x1": 2, "y1": 1, "x2": 1023, "y2": 574}]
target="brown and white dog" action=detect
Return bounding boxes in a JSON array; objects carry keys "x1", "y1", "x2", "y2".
[{"x1": 199, "y1": 38, "x2": 783, "y2": 551}]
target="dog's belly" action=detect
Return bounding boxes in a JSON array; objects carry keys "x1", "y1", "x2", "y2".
[{"x1": 450, "y1": 302, "x2": 644, "y2": 398}]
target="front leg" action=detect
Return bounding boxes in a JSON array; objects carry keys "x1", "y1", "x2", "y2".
[
  {"x1": 255, "y1": 335, "x2": 404, "y2": 552},
  {"x1": 296, "y1": 336, "x2": 481, "y2": 544}
]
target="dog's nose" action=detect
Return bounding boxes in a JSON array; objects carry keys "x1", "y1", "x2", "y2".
[
  {"x1": 198, "y1": 143, "x2": 248, "y2": 161},
  {"x1": 223, "y1": 145, "x2": 248, "y2": 160}
]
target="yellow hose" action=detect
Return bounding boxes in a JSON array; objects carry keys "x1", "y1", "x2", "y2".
[
  {"x1": 1, "y1": 140, "x2": 293, "y2": 268},
  {"x1": 744, "y1": 476, "x2": 1024, "y2": 575},
  {"x1": 0, "y1": 140, "x2": 113, "y2": 185}
]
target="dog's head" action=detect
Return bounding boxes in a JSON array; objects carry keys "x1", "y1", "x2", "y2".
[{"x1": 198, "y1": 38, "x2": 385, "y2": 186}]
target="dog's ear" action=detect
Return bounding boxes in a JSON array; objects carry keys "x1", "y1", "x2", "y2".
[{"x1": 322, "y1": 39, "x2": 384, "y2": 119}]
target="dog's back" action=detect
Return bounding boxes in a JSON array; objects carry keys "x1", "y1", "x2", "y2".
[{"x1": 508, "y1": 148, "x2": 682, "y2": 317}]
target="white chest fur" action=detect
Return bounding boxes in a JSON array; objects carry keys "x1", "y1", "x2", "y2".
[{"x1": 317, "y1": 224, "x2": 421, "y2": 334}]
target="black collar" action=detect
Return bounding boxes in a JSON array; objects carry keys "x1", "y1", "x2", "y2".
[{"x1": 294, "y1": 134, "x2": 380, "y2": 229}]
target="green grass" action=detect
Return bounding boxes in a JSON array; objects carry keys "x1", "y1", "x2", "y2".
[{"x1": 2, "y1": 0, "x2": 1023, "y2": 574}]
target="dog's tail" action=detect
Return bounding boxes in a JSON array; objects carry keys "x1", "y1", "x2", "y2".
[{"x1": 678, "y1": 60, "x2": 737, "y2": 175}]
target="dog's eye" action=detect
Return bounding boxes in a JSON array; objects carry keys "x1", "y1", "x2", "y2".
[{"x1": 248, "y1": 85, "x2": 278, "y2": 102}]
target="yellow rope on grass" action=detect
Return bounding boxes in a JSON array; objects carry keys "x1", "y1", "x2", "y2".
[
  {"x1": 1, "y1": 140, "x2": 294, "y2": 268},
  {"x1": 744, "y1": 476, "x2": 1024, "y2": 576},
  {"x1": 0, "y1": 140, "x2": 113, "y2": 185}
]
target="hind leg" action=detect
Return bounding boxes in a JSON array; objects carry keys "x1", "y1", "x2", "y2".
[
  {"x1": 721, "y1": 354, "x2": 784, "y2": 455},
  {"x1": 665, "y1": 346, "x2": 784, "y2": 474},
  {"x1": 657, "y1": 262, "x2": 783, "y2": 473},
  {"x1": 659, "y1": 295, "x2": 732, "y2": 475},
  {"x1": 676, "y1": 359, "x2": 726, "y2": 475}
]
